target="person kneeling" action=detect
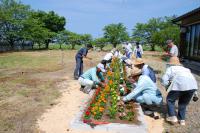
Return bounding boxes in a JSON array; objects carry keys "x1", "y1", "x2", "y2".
[
  {"x1": 123, "y1": 68, "x2": 162, "y2": 106},
  {"x1": 78, "y1": 63, "x2": 106, "y2": 94}
]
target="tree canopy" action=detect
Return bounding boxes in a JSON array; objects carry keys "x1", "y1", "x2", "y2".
[
  {"x1": 132, "y1": 16, "x2": 180, "y2": 51},
  {"x1": 103, "y1": 23, "x2": 129, "y2": 48}
]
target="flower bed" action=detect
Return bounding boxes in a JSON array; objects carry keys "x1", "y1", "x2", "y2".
[{"x1": 82, "y1": 58, "x2": 140, "y2": 126}]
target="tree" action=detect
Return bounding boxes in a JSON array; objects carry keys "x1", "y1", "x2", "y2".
[
  {"x1": 93, "y1": 37, "x2": 108, "y2": 51},
  {"x1": 80, "y1": 34, "x2": 92, "y2": 46},
  {"x1": 0, "y1": 0, "x2": 31, "y2": 49},
  {"x1": 152, "y1": 26, "x2": 180, "y2": 49},
  {"x1": 132, "y1": 16, "x2": 180, "y2": 51},
  {"x1": 32, "y1": 10, "x2": 66, "y2": 49},
  {"x1": 103, "y1": 23, "x2": 129, "y2": 48}
]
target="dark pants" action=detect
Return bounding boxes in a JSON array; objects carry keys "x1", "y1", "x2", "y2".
[
  {"x1": 167, "y1": 90, "x2": 195, "y2": 120},
  {"x1": 136, "y1": 51, "x2": 142, "y2": 58},
  {"x1": 74, "y1": 57, "x2": 83, "y2": 79}
]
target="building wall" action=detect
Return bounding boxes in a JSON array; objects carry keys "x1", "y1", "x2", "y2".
[{"x1": 179, "y1": 11, "x2": 200, "y2": 62}]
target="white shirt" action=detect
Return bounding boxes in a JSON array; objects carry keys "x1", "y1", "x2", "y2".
[
  {"x1": 162, "y1": 65, "x2": 198, "y2": 91},
  {"x1": 134, "y1": 45, "x2": 143, "y2": 55},
  {"x1": 126, "y1": 43, "x2": 133, "y2": 53},
  {"x1": 103, "y1": 53, "x2": 113, "y2": 61},
  {"x1": 170, "y1": 45, "x2": 179, "y2": 57}
]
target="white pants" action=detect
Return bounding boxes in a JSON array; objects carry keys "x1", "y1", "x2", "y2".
[{"x1": 78, "y1": 77, "x2": 94, "y2": 93}]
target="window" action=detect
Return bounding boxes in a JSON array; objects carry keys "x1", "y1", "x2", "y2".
[{"x1": 186, "y1": 23, "x2": 200, "y2": 58}]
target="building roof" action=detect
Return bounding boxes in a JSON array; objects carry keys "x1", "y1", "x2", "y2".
[{"x1": 173, "y1": 6, "x2": 200, "y2": 22}]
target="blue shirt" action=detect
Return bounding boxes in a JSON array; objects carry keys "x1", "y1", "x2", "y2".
[
  {"x1": 81, "y1": 67, "x2": 104, "y2": 83},
  {"x1": 142, "y1": 65, "x2": 156, "y2": 83},
  {"x1": 76, "y1": 47, "x2": 88, "y2": 58},
  {"x1": 124, "y1": 75, "x2": 161, "y2": 101}
]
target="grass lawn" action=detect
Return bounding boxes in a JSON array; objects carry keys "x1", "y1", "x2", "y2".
[
  {"x1": 0, "y1": 51, "x2": 67, "y2": 133},
  {"x1": 0, "y1": 50, "x2": 105, "y2": 133}
]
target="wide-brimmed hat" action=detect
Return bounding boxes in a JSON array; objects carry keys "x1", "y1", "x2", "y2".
[
  {"x1": 131, "y1": 54, "x2": 136, "y2": 60},
  {"x1": 169, "y1": 57, "x2": 181, "y2": 65},
  {"x1": 130, "y1": 68, "x2": 142, "y2": 77},
  {"x1": 134, "y1": 58, "x2": 145, "y2": 66},
  {"x1": 97, "y1": 63, "x2": 106, "y2": 73}
]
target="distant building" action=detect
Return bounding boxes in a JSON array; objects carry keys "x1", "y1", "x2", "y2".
[{"x1": 173, "y1": 7, "x2": 200, "y2": 62}]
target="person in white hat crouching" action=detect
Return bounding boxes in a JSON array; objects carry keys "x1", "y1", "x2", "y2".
[{"x1": 78, "y1": 63, "x2": 106, "y2": 94}]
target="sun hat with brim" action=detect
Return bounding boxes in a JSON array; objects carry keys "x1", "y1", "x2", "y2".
[
  {"x1": 168, "y1": 57, "x2": 181, "y2": 65},
  {"x1": 97, "y1": 63, "x2": 106, "y2": 73},
  {"x1": 134, "y1": 58, "x2": 145, "y2": 66},
  {"x1": 130, "y1": 68, "x2": 142, "y2": 77}
]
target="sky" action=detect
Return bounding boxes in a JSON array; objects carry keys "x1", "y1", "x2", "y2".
[{"x1": 21, "y1": 0, "x2": 200, "y2": 38}]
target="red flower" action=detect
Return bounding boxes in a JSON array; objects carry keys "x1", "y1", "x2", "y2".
[
  {"x1": 88, "y1": 107, "x2": 91, "y2": 111},
  {"x1": 85, "y1": 110, "x2": 90, "y2": 116}
]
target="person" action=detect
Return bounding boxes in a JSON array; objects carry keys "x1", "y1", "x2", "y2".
[
  {"x1": 134, "y1": 42, "x2": 143, "y2": 58},
  {"x1": 134, "y1": 58, "x2": 156, "y2": 83},
  {"x1": 123, "y1": 68, "x2": 162, "y2": 105},
  {"x1": 102, "y1": 48, "x2": 116, "y2": 64},
  {"x1": 74, "y1": 44, "x2": 93, "y2": 80},
  {"x1": 78, "y1": 63, "x2": 106, "y2": 94},
  {"x1": 166, "y1": 40, "x2": 179, "y2": 57},
  {"x1": 161, "y1": 57, "x2": 198, "y2": 125},
  {"x1": 125, "y1": 42, "x2": 133, "y2": 58}
]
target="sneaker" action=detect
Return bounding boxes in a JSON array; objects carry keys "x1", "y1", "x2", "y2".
[
  {"x1": 153, "y1": 112, "x2": 160, "y2": 120},
  {"x1": 166, "y1": 116, "x2": 178, "y2": 125},
  {"x1": 80, "y1": 86, "x2": 84, "y2": 91},
  {"x1": 179, "y1": 120, "x2": 185, "y2": 126}
]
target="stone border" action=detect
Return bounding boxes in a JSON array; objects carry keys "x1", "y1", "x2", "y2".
[{"x1": 70, "y1": 90, "x2": 148, "y2": 133}]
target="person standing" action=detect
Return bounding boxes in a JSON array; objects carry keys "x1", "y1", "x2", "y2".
[
  {"x1": 74, "y1": 44, "x2": 93, "y2": 80},
  {"x1": 161, "y1": 57, "x2": 198, "y2": 125},
  {"x1": 166, "y1": 40, "x2": 179, "y2": 57},
  {"x1": 134, "y1": 42, "x2": 143, "y2": 58},
  {"x1": 125, "y1": 42, "x2": 133, "y2": 59}
]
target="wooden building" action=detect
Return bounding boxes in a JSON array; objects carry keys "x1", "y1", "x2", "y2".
[{"x1": 173, "y1": 7, "x2": 200, "y2": 62}]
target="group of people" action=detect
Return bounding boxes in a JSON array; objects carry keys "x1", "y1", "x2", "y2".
[
  {"x1": 123, "y1": 42, "x2": 144, "y2": 59},
  {"x1": 73, "y1": 40, "x2": 198, "y2": 126}
]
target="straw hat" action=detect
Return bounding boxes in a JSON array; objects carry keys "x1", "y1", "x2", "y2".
[
  {"x1": 131, "y1": 54, "x2": 136, "y2": 60},
  {"x1": 134, "y1": 58, "x2": 145, "y2": 66},
  {"x1": 130, "y1": 68, "x2": 142, "y2": 77},
  {"x1": 169, "y1": 57, "x2": 181, "y2": 65}
]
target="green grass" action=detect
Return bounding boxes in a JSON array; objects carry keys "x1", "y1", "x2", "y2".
[
  {"x1": 0, "y1": 51, "x2": 63, "y2": 71},
  {"x1": 143, "y1": 45, "x2": 164, "y2": 52},
  {"x1": 0, "y1": 51, "x2": 67, "y2": 133},
  {"x1": 48, "y1": 43, "x2": 84, "y2": 50}
]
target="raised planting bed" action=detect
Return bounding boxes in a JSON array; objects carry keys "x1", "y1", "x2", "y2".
[{"x1": 82, "y1": 58, "x2": 140, "y2": 126}]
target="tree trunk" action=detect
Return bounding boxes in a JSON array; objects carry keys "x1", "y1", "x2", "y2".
[
  {"x1": 22, "y1": 40, "x2": 25, "y2": 50},
  {"x1": 45, "y1": 40, "x2": 50, "y2": 49},
  {"x1": 71, "y1": 44, "x2": 75, "y2": 49},
  {"x1": 9, "y1": 40, "x2": 15, "y2": 51},
  {"x1": 113, "y1": 43, "x2": 117, "y2": 48},
  {"x1": 151, "y1": 43, "x2": 155, "y2": 51}
]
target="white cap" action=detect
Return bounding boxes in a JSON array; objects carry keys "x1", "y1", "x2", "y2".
[
  {"x1": 97, "y1": 63, "x2": 106, "y2": 73},
  {"x1": 103, "y1": 53, "x2": 113, "y2": 61}
]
